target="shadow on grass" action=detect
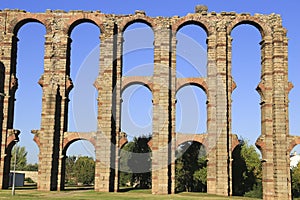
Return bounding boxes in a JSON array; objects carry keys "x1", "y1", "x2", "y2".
[
  {"x1": 64, "y1": 185, "x2": 94, "y2": 191},
  {"x1": 8, "y1": 184, "x2": 37, "y2": 190},
  {"x1": 118, "y1": 187, "x2": 151, "y2": 193}
]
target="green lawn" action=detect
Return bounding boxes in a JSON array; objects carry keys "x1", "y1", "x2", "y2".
[{"x1": 0, "y1": 189, "x2": 262, "y2": 200}]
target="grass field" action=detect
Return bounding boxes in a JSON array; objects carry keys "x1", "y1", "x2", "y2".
[{"x1": 0, "y1": 189, "x2": 262, "y2": 200}]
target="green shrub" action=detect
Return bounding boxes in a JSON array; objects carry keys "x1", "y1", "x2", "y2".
[
  {"x1": 24, "y1": 177, "x2": 35, "y2": 183},
  {"x1": 243, "y1": 182, "x2": 262, "y2": 199}
]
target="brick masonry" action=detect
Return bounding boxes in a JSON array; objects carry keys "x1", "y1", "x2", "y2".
[{"x1": 0, "y1": 6, "x2": 296, "y2": 199}]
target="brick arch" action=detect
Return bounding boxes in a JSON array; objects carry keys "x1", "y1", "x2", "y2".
[
  {"x1": 33, "y1": 134, "x2": 40, "y2": 149},
  {"x1": 172, "y1": 16, "x2": 211, "y2": 36},
  {"x1": 175, "y1": 133, "x2": 239, "y2": 154},
  {"x1": 175, "y1": 133, "x2": 208, "y2": 150},
  {"x1": 149, "y1": 139, "x2": 208, "y2": 165},
  {"x1": 66, "y1": 17, "x2": 104, "y2": 36},
  {"x1": 121, "y1": 76, "x2": 153, "y2": 94},
  {"x1": 9, "y1": 17, "x2": 47, "y2": 35},
  {"x1": 288, "y1": 136, "x2": 300, "y2": 154},
  {"x1": 176, "y1": 78, "x2": 208, "y2": 95},
  {"x1": 227, "y1": 16, "x2": 272, "y2": 38},
  {"x1": 62, "y1": 132, "x2": 96, "y2": 154},
  {"x1": 6, "y1": 129, "x2": 20, "y2": 148},
  {"x1": 119, "y1": 137, "x2": 128, "y2": 149},
  {"x1": 118, "y1": 15, "x2": 155, "y2": 33}
]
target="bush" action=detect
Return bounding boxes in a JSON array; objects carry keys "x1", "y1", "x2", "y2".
[
  {"x1": 243, "y1": 182, "x2": 262, "y2": 199},
  {"x1": 24, "y1": 177, "x2": 35, "y2": 183}
]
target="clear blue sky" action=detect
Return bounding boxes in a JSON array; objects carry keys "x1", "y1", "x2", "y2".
[{"x1": 1, "y1": 0, "x2": 300, "y2": 163}]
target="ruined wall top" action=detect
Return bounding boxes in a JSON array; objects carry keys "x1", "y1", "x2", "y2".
[{"x1": 0, "y1": 5, "x2": 285, "y2": 39}]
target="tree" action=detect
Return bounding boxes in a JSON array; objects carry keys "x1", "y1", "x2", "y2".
[
  {"x1": 65, "y1": 156, "x2": 77, "y2": 185},
  {"x1": 119, "y1": 142, "x2": 135, "y2": 187},
  {"x1": 10, "y1": 146, "x2": 27, "y2": 170},
  {"x1": 127, "y1": 136, "x2": 152, "y2": 188},
  {"x1": 175, "y1": 142, "x2": 207, "y2": 193},
  {"x1": 291, "y1": 162, "x2": 300, "y2": 198},
  {"x1": 232, "y1": 139, "x2": 262, "y2": 198},
  {"x1": 119, "y1": 135, "x2": 152, "y2": 189},
  {"x1": 193, "y1": 156, "x2": 207, "y2": 190},
  {"x1": 74, "y1": 156, "x2": 95, "y2": 185},
  {"x1": 24, "y1": 163, "x2": 38, "y2": 171}
]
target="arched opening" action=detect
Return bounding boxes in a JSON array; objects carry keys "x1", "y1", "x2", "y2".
[
  {"x1": 62, "y1": 140, "x2": 95, "y2": 190},
  {"x1": 175, "y1": 141, "x2": 207, "y2": 193},
  {"x1": 67, "y1": 22, "x2": 100, "y2": 153},
  {"x1": 231, "y1": 24, "x2": 261, "y2": 147},
  {"x1": 119, "y1": 84, "x2": 152, "y2": 191},
  {"x1": 122, "y1": 22, "x2": 154, "y2": 76},
  {"x1": 121, "y1": 84, "x2": 153, "y2": 140},
  {"x1": 118, "y1": 136, "x2": 152, "y2": 191},
  {"x1": 11, "y1": 22, "x2": 45, "y2": 188},
  {"x1": 2, "y1": 140, "x2": 19, "y2": 189},
  {"x1": 176, "y1": 24, "x2": 207, "y2": 78},
  {"x1": 290, "y1": 145, "x2": 300, "y2": 198},
  {"x1": 231, "y1": 24, "x2": 262, "y2": 198},
  {"x1": 176, "y1": 85, "x2": 207, "y2": 134}
]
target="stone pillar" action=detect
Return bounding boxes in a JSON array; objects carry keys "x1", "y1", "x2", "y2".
[
  {"x1": 215, "y1": 26, "x2": 230, "y2": 196},
  {"x1": 113, "y1": 29, "x2": 122, "y2": 192},
  {"x1": 94, "y1": 22, "x2": 116, "y2": 192},
  {"x1": 37, "y1": 29, "x2": 69, "y2": 191},
  {"x1": 206, "y1": 24, "x2": 230, "y2": 196},
  {"x1": 206, "y1": 33, "x2": 218, "y2": 194},
  {"x1": 169, "y1": 33, "x2": 177, "y2": 194},
  {"x1": 226, "y1": 35, "x2": 234, "y2": 196},
  {"x1": 271, "y1": 27, "x2": 290, "y2": 200},
  {"x1": 152, "y1": 21, "x2": 171, "y2": 194},
  {"x1": 256, "y1": 35, "x2": 275, "y2": 200}
]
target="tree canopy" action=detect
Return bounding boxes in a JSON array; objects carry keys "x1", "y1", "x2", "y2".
[
  {"x1": 232, "y1": 139, "x2": 262, "y2": 198},
  {"x1": 119, "y1": 136, "x2": 152, "y2": 189},
  {"x1": 292, "y1": 160, "x2": 300, "y2": 197},
  {"x1": 175, "y1": 141, "x2": 207, "y2": 193},
  {"x1": 64, "y1": 156, "x2": 95, "y2": 185},
  {"x1": 10, "y1": 146, "x2": 38, "y2": 171}
]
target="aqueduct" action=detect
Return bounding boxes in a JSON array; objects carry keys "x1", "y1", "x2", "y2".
[{"x1": 0, "y1": 5, "x2": 297, "y2": 199}]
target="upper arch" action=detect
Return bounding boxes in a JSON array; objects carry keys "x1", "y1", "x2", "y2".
[
  {"x1": 62, "y1": 132, "x2": 96, "y2": 154},
  {"x1": 119, "y1": 16, "x2": 155, "y2": 33},
  {"x1": 172, "y1": 16, "x2": 210, "y2": 36},
  {"x1": 12, "y1": 18, "x2": 47, "y2": 35},
  {"x1": 67, "y1": 18, "x2": 102, "y2": 36},
  {"x1": 176, "y1": 78, "x2": 208, "y2": 95},
  {"x1": 121, "y1": 76, "x2": 153, "y2": 94},
  {"x1": 227, "y1": 16, "x2": 272, "y2": 38}
]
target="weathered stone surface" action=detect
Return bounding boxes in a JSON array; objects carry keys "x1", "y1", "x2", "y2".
[{"x1": 0, "y1": 7, "x2": 294, "y2": 200}]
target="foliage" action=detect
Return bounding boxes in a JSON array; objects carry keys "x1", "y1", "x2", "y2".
[
  {"x1": 10, "y1": 146, "x2": 38, "y2": 171},
  {"x1": 24, "y1": 163, "x2": 38, "y2": 171},
  {"x1": 119, "y1": 136, "x2": 152, "y2": 189},
  {"x1": 65, "y1": 156, "x2": 77, "y2": 185},
  {"x1": 292, "y1": 162, "x2": 300, "y2": 198},
  {"x1": 74, "y1": 156, "x2": 95, "y2": 185},
  {"x1": 175, "y1": 142, "x2": 207, "y2": 193},
  {"x1": 10, "y1": 146, "x2": 27, "y2": 170},
  {"x1": 243, "y1": 182, "x2": 262, "y2": 199},
  {"x1": 24, "y1": 177, "x2": 35, "y2": 183},
  {"x1": 64, "y1": 156, "x2": 95, "y2": 185},
  {"x1": 232, "y1": 139, "x2": 262, "y2": 198},
  {"x1": 119, "y1": 142, "x2": 135, "y2": 187}
]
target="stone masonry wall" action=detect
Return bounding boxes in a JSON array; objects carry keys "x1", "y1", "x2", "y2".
[{"x1": 0, "y1": 6, "x2": 296, "y2": 199}]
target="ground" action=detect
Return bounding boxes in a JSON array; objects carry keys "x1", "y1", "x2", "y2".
[{"x1": 0, "y1": 189, "x2": 262, "y2": 200}]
